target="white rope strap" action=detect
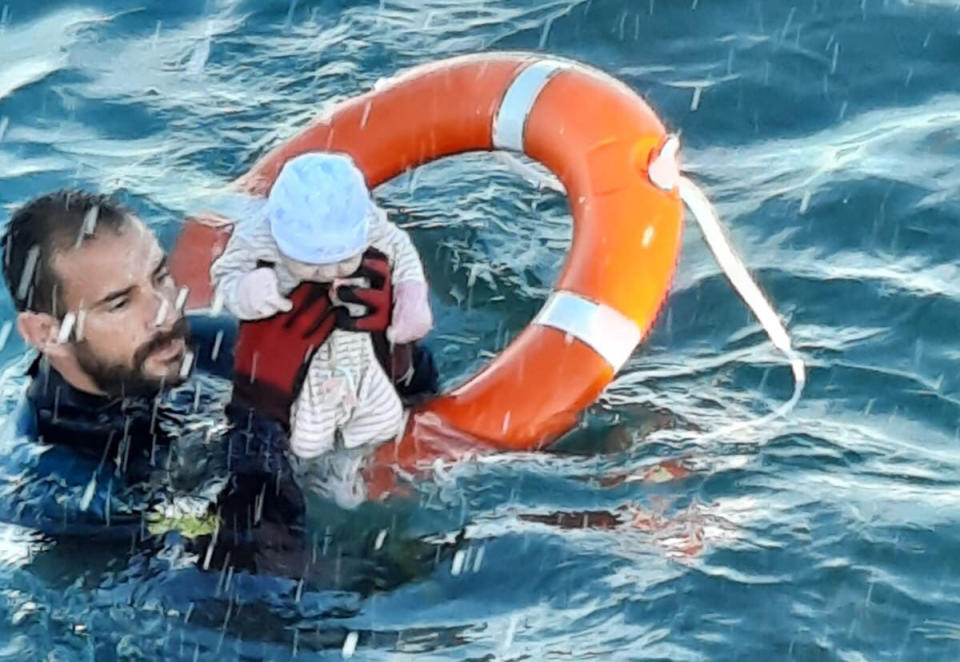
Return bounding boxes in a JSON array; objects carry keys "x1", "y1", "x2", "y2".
[{"x1": 676, "y1": 174, "x2": 806, "y2": 440}]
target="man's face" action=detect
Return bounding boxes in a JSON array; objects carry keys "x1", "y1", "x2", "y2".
[{"x1": 53, "y1": 217, "x2": 189, "y2": 396}]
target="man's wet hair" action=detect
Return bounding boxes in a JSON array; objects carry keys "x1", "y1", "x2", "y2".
[{"x1": 2, "y1": 190, "x2": 131, "y2": 315}]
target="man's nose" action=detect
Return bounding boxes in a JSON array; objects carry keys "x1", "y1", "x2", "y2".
[{"x1": 150, "y1": 287, "x2": 178, "y2": 330}]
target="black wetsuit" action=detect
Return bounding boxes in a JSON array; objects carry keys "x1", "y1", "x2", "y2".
[
  {"x1": 0, "y1": 316, "x2": 443, "y2": 592},
  {"x1": 3, "y1": 356, "x2": 306, "y2": 574}
]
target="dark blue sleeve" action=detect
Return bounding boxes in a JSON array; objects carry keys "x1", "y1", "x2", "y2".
[{"x1": 187, "y1": 313, "x2": 237, "y2": 380}]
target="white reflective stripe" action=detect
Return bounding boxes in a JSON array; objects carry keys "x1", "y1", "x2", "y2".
[
  {"x1": 534, "y1": 291, "x2": 642, "y2": 372},
  {"x1": 492, "y1": 60, "x2": 568, "y2": 152}
]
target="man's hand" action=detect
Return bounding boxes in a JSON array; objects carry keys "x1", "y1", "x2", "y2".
[
  {"x1": 234, "y1": 268, "x2": 293, "y2": 320},
  {"x1": 232, "y1": 282, "x2": 335, "y2": 424}
]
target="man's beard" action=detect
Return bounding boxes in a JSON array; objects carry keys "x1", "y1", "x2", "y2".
[{"x1": 73, "y1": 317, "x2": 191, "y2": 398}]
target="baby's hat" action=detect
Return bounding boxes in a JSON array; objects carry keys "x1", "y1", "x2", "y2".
[{"x1": 266, "y1": 152, "x2": 372, "y2": 264}]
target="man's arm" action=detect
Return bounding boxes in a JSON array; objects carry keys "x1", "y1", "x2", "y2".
[{"x1": 209, "y1": 216, "x2": 282, "y2": 317}]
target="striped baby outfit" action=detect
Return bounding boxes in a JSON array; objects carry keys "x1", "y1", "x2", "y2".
[
  {"x1": 288, "y1": 328, "x2": 403, "y2": 457},
  {"x1": 211, "y1": 206, "x2": 423, "y2": 496}
]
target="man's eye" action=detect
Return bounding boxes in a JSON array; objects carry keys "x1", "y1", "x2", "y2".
[
  {"x1": 110, "y1": 298, "x2": 129, "y2": 311},
  {"x1": 157, "y1": 270, "x2": 174, "y2": 285}
]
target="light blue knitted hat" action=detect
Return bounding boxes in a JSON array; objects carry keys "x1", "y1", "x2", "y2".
[{"x1": 266, "y1": 152, "x2": 372, "y2": 264}]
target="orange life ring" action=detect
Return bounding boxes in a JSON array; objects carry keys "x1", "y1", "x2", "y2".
[{"x1": 171, "y1": 53, "x2": 683, "y2": 472}]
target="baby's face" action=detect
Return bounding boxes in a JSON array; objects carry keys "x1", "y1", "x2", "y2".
[{"x1": 282, "y1": 252, "x2": 364, "y2": 283}]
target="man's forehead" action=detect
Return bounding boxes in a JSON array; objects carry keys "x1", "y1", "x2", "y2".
[{"x1": 53, "y1": 217, "x2": 163, "y2": 305}]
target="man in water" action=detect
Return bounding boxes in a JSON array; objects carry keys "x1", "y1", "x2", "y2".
[{"x1": 0, "y1": 189, "x2": 439, "y2": 589}]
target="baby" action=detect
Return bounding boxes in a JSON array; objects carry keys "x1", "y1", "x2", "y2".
[{"x1": 211, "y1": 152, "x2": 432, "y2": 504}]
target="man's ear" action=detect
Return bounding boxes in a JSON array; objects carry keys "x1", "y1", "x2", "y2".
[{"x1": 16, "y1": 311, "x2": 71, "y2": 359}]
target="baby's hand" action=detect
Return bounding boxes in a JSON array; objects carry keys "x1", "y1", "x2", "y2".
[
  {"x1": 388, "y1": 279, "x2": 433, "y2": 344},
  {"x1": 233, "y1": 268, "x2": 293, "y2": 320}
]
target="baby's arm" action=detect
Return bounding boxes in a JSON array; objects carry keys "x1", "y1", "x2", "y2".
[
  {"x1": 210, "y1": 220, "x2": 291, "y2": 320},
  {"x1": 366, "y1": 208, "x2": 433, "y2": 343}
]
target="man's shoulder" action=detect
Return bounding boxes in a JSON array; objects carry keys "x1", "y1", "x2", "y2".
[
  {"x1": 0, "y1": 354, "x2": 44, "y2": 458},
  {"x1": 1, "y1": 387, "x2": 41, "y2": 463},
  {"x1": 2, "y1": 382, "x2": 102, "y2": 478},
  {"x1": 0, "y1": 387, "x2": 125, "y2": 534}
]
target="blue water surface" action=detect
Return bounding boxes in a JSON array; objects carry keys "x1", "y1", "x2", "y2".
[{"x1": 1, "y1": 0, "x2": 960, "y2": 660}]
